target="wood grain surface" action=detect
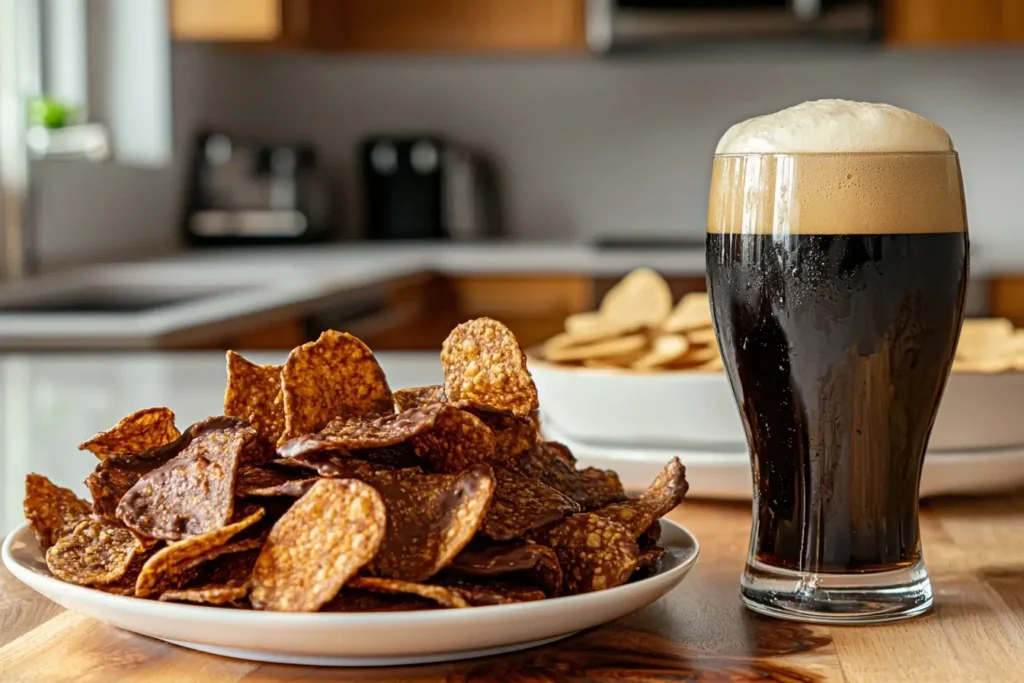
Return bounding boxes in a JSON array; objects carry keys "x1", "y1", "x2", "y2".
[{"x1": 3, "y1": 494, "x2": 1024, "y2": 682}]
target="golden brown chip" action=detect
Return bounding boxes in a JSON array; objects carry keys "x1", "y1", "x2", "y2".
[
  {"x1": 600, "y1": 268, "x2": 673, "y2": 329},
  {"x1": 45, "y1": 519, "x2": 142, "y2": 587},
  {"x1": 441, "y1": 318, "x2": 538, "y2": 417},
  {"x1": 433, "y1": 577, "x2": 547, "y2": 606},
  {"x1": 347, "y1": 577, "x2": 470, "y2": 609},
  {"x1": 280, "y1": 330, "x2": 394, "y2": 444},
  {"x1": 135, "y1": 507, "x2": 265, "y2": 598},
  {"x1": 481, "y1": 468, "x2": 578, "y2": 541},
  {"x1": 78, "y1": 407, "x2": 180, "y2": 460},
  {"x1": 278, "y1": 403, "x2": 444, "y2": 459},
  {"x1": 24, "y1": 474, "x2": 92, "y2": 551},
  {"x1": 467, "y1": 409, "x2": 539, "y2": 465},
  {"x1": 592, "y1": 458, "x2": 687, "y2": 539},
  {"x1": 448, "y1": 539, "x2": 562, "y2": 597},
  {"x1": 532, "y1": 513, "x2": 639, "y2": 594},
  {"x1": 223, "y1": 351, "x2": 286, "y2": 445},
  {"x1": 323, "y1": 590, "x2": 436, "y2": 612},
  {"x1": 116, "y1": 421, "x2": 256, "y2": 541},
  {"x1": 159, "y1": 583, "x2": 251, "y2": 606},
  {"x1": 410, "y1": 406, "x2": 496, "y2": 473},
  {"x1": 544, "y1": 334, "x2": 648, "y2": 363},
  {"x1": 251, "y1": 479, "x2": 386, "y2": 612},
  {"x1": 578, "y1": 467, "x2": 628, "y2": 510},
  {"x1": 393, "y1": 385, "x2": 446, "y2": 411},
  {"x1": 370, "y1": 465, "x2": 495, "y2": 582}
]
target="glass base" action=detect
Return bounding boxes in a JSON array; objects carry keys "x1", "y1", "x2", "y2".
[{"x1": 740, "y1": 557, "x2": 933, "y2": 624}]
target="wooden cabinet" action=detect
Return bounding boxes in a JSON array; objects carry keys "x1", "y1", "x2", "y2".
[
  {"x1": 170, "y1": 0, "x2": 586, "y2": 53},
  {"x1": 887, "y1": 0, "x2": 1024, "y2": 45}
]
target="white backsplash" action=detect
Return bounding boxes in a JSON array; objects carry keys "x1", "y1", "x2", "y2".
[{"x1": 30, "y1": 45, "x2": 1024, "y2": 270}]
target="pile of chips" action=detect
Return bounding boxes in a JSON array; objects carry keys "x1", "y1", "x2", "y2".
[
  {"x1": 539, "y1": 268, "x2": 723, "y2": 372},
  {"x1": 24, "y1": 317, "x2": 688, "y2": 612},
  {"x1": 951, "y1": 318, "x2": 1024, "y2": 373}
]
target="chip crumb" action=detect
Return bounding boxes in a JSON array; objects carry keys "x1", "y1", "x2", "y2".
[
  {"x1": 223, "y1": 351, "x2": 286, "y2": 446},
  {"x1": 251, "y1": 479, "x2": 386, "y2": 612},
  {"x1": 441, "y1": 318, "x2": 538, "y2": 417},
  {"x1": 78, "y1": 407, "x2": 180, "y2": 460},
  {"x1": 280, "y1": 330, "x2": 394, "y2": 444}
]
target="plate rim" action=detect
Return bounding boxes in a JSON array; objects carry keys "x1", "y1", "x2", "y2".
[{"x1": 2, "y1": 517, "x2": 700, "y2": 626}]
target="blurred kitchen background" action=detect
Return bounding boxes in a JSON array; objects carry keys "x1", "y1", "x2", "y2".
[{"x1": 1, "y1": 0, "x2": 1022, "y2": 352}]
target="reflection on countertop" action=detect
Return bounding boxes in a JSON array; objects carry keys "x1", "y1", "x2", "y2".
[{"x1": 0, "y1": 351, "x2": 442, "y2": 536}]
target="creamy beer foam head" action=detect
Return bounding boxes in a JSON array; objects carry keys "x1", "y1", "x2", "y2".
[
  {"x1": 715, "y1": 99, "x2": 953, "y2": 154},
  {"x1": 707, "y1": 99, "x2": 965, "y2": 235}
]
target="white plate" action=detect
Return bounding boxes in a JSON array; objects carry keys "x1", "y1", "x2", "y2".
[
  {"x1": 2, "y1": 520, "x2": 699, "y2": 667},
  {"x1": 531, "y1": 359, "x2": 1024, "y2": 453},
  {"x1": 544, "y1": 423, "x2": 1024, "y2": 501}
]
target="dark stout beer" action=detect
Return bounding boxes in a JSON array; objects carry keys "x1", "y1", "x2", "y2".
[{"x1": 706, "y1": 231, "x2": 968, "y2": 572}]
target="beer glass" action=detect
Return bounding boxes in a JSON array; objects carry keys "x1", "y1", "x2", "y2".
[{"x1": 706, "y1": 151, "x2": 968, "y2": 623}]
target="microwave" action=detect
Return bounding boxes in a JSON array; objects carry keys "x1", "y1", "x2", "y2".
[{"x1": 585, "y1": 0, "x2": 880, "y2": 53}]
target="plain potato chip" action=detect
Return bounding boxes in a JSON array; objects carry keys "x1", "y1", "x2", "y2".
[
  {"x1": 669, "y1": 344, "x2": 720, "y2": 368},
  {"x1": 370, "y1": 465, "x2": 495, "y2": 582},
  {"x1": 532, "y1": 513, "x2": 639, "y2": 594},
  {"x1": 448, "y1": 539, "x2": 562, "y2": 596},
  {"x1": 78, "y1": 407, "x2": 180, "y2": 460},
  {"x1": 251, "y1": 479, "x2": 386, "y2": 612},
  {"x1": 631, "y1": 334, "x2": 690, "y2": 371},
  {"x1": 693, "y1": 356, "x2": 725, "y2": 372},
  {"x1": 280, "y1": 330, "x2": 394, "y2": 444},
  {"x1": 135, "y1": 507, "x2": 265, "y2": 598},
  {"x1": 564, "y1": 311, "x2": 606, "y2": 333},
  {"x1": 467, "y1": 409, "x2": 539, "y2": 465},
  {"x1": 117, "y1": 421, "x2": 256, "y2": 541},
  {"x1": 393, "y1": 385, "x2": 446, "y2": 411},
  {"x1": 278, "y1": 403, "x2": 444, "y2": 458},
  {"x1": 599, "y1": 268, "x2": 673, "y2": 329},
  {"x1": 592, "y1": 458, "x2": 688, "y2": 538},
  {"x1": 223, "y1": 351, "x2": 285, "y2": 445},
  {"x1": 481, "y1": 468, "x2": 578, "y2": 541},
  {"x1": 410, "y1": 406, "x2": 496, "y2": 473},
  {"x1": 347, "y1": 576, "x2": 470, "y2": 609},
  {"x1": 544, "y1": 334, "x2": 647, "y2": 363},
  {"x1": 441, "y1": 318, "x2": 538, "y2": 417},
  {"x1": 543, "y1": 321, "x2": 644, "y2": 354},
  {"x1": 581, "y1": 350, "x2": 648, "y2": 369},
  {"x1": 662, "y1": 292, "x2": 713, "y2": 334},
  {"x1": 45, "y1": 519, "x2": 142, "y2": 587},
  {"x1": 685, "y1": 327, "x2": 718, "y2": 346},
  {"x1": 24, "y1": 474, "x2": 92, "y2": 551}
]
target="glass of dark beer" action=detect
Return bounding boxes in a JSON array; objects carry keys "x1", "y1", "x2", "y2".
[{"x1": 706, "y1": 101, "x2": 969, "y2": 623}]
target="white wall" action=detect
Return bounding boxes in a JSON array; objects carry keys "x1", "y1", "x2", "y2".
[
  {"x1": 30, "y1": 46, "x2": 1024, "y2": 269},
  {"x1": 233, "y1": 49, "x2": 1024, "y2": 261}
]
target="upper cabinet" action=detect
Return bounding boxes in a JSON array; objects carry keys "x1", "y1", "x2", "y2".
[
  {"x1": 170, "y1": 0, "x2": 586, "y2": 52},
  {"x1": 886, "y1": 0, "x2": 1024, "y2": 45}
]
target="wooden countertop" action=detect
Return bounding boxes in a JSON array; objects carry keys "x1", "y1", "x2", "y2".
[{"x1": 3, "y1": 494, "x2": 1024, "y2": 682}]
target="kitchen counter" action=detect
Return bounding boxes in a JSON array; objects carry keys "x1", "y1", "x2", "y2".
[
  {"x1": 0, "y1": 243, "x2": 707, "y2": 348},
  {"x1": 2, "y1": 351, "x2": 1023, "y2": 681}
]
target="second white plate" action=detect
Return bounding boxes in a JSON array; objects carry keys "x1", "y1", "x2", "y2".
[{"x1": 544, "y1": 423, "x2": 1024, "y2": 500}]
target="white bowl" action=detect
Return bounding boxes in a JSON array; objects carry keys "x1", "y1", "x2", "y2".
[{"x1": 529, "y1": 358, "x2": 1024, "y2": 454}]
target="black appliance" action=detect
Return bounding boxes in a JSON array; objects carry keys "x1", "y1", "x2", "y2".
[
  {"x1": 182, "y1": 131, "x2": 332, "y2": 246},
  {"x1": 585, "y1": 0, "x2": 880, "y2": 53},
  {"x1": 360, "y1": 135, "x2": 500, "y2": 241}
]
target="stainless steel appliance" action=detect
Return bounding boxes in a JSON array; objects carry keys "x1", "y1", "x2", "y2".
[
  {"x1": 183, "y1": 132, "x2": 332, "y2": 246},
  {"x1": 585, "y1": 0, "x2": 879, "y2": 53},
  {"x1": 360, "y1": 135, "x2": 501, "y2": 241}
]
